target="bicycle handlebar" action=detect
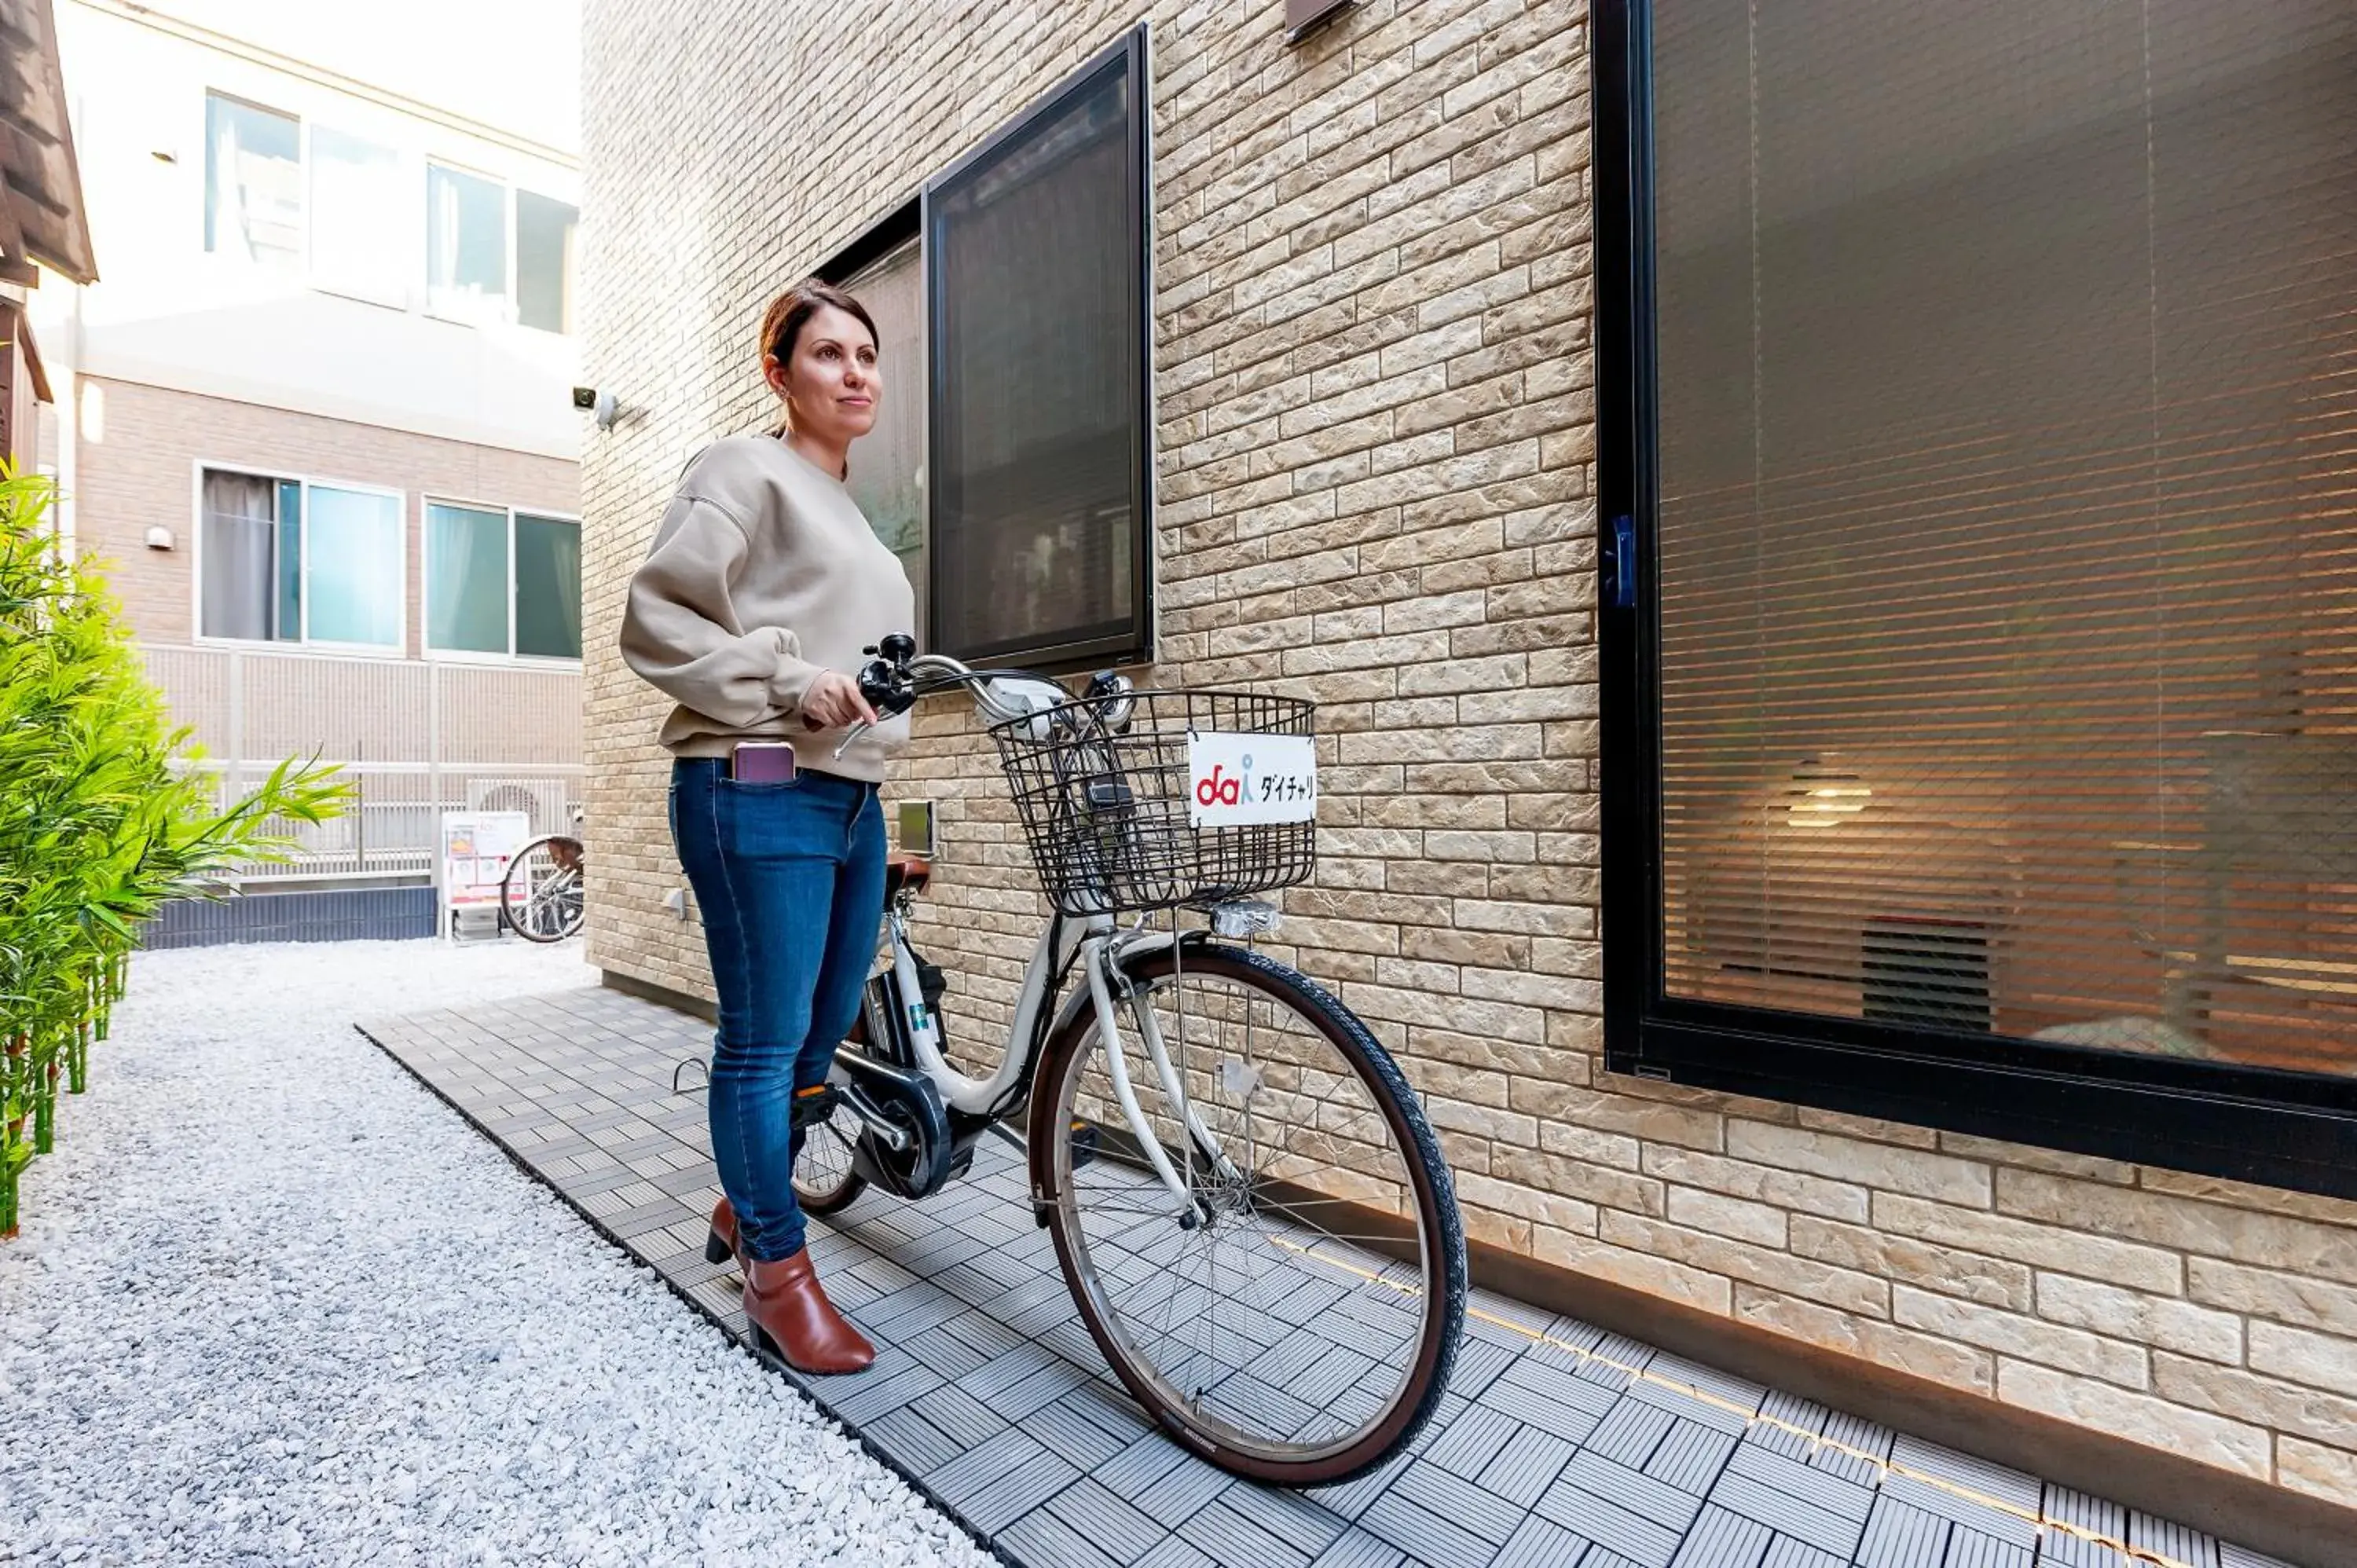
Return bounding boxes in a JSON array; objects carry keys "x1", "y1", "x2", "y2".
[{"x1": 831, "y1": 637, "x2": 1132, "y2": 761}]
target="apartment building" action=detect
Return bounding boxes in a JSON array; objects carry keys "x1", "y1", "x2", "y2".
[
  {"x1": 35, "y1": 0, "x2": 585, "y2": 940},
  {"x1": 575, "y1": 2, "x2": 2357, "y2": 1556}
]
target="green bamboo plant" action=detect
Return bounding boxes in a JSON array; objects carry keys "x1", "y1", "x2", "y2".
[{"x1": 0, "y1": 473, "x2": 346, "y2": 1236}]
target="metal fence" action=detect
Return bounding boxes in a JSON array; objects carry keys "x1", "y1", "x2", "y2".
[{"x1": 141, "y1": 644, "x2": 584, "y2": 884}]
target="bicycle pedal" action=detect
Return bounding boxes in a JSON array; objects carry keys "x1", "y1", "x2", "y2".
[{"x1": 1067, "y1": 1118, "x2": 1099, "y2": 1171}]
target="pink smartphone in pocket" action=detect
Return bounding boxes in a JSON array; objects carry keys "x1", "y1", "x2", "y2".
[{"x1": 730, "y1": 742, "x2": 798, "y2": 783}]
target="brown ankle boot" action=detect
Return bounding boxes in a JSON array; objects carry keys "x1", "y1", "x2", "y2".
[
  {"x1": 704, "y1": 1196, "x2": 739, "y2": 1264},
  {"x1": 742, "y1": 1247, "x2": 874, "y2": 1374}
]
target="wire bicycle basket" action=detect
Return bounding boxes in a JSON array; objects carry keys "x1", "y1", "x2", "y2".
[{"x1": 991, "y1": 687, "x2": 1317, "y2": 917}]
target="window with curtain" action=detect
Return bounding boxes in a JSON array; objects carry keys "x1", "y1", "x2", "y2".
[
  {"x1": 198, "y1": 468, "x2": 400, "y2": 649},
  {"x1": 310, "y1": 127, "x2": 405, "y2": 305},
  {"x1": 925, "y1": 30, "x2": 1149, "y2": 666},
  {"x1": 427, "y1": 163, "x2": 507, "y2": 322},
  {"x1": 514, "y1": 513, "x2": 582, "y2": 658},
  {"x1": 515, "y1": 190, "x2": 577, "y2": 335},
  {"x1": 841, "y1": 237, "x2": 927, "y2": 641},
  {"x1": 1601, "y1": 1, "x2": 2357, "y2": 1192},
  {"x1": 204, "y1": 93, "x2": 302, "y2": 271},
  {"x1": 427, "y1": 501, "x2": 581, "y2": 660}
]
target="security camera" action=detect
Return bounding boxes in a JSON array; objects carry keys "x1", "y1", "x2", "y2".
[{"x1": 572, "y1": 386, "x2": 621, "y2": 431}]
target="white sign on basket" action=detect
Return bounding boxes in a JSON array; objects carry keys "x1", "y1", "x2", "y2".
[{"x1": 1186, "y1": 731, "x2": 1318, "y2": 828}]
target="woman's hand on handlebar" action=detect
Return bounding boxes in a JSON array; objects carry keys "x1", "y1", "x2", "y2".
[{"x1": 801, "y1": 669, "x2": 880, "y2": 731}]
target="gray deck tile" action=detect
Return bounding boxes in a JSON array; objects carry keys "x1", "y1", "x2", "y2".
[
  {"x1": 1668, "y1": 1505, "x2": 1772, "y2": 1568},
  {"x1": 1358, "y1": 1488, "x2": 1504, "y2": 1568},
  {"x1": 358, "y1": 984, "x2": 2257, "y2": 1568},
  {"x1": 1042, "y1": 1476, "x2": 1168, "y2": 1565},
  {"x1": 997, "y1": 1508, "x2": 1126, "y2": 1568}
]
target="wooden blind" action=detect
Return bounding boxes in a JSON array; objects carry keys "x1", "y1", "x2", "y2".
[{"x1": 1649, "y1": 1, "x2": 2357, "y2": 1076}]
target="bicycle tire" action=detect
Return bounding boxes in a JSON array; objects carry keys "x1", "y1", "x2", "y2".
[
  {"x1": 500, "y1": 835, "x2": 585, "y2": 943},
  {"x1": 1029, "y1": 941, "x2": 1465, "y2": 1486}
]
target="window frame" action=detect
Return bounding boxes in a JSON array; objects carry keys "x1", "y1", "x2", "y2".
[
  {"x1": 203, "y1": 90, "x2": 306, "y2": 275},
  {"x1": 305, "y1": 121, "x2": 412, "y2": 312},
  {"x1": 420, "y1": 157, "x2": 580, "y2": 336},
  {"x1": 419, "y1": 494, "x2": 584, "y2": 667},
  {"x1": 189, "y1": 460, "x2": 408, "y2": 658},
  {"x1": 918, "y1": 24, "x2": 1155, "y2": 672},
  {"x1": 423, "y1": 157, "x2": 512, "y2": 328},
  {"x1": 1592, "y1": 0, "x2": 2357, "y2": 1200}
]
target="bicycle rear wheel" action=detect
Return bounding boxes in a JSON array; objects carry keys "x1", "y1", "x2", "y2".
[
  {"x1": 1031, "y1": 942, "x2": 1464, "y2": 1486},
  {"x1": 500, "y1": 836, "x2": 585, "y2": 942}
]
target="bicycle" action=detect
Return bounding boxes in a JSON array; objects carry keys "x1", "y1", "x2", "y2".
[
  {"x1": 500, "y1": 808, "x2": 586, "y2": 943},
  {"x1": 707, "y1": 634, "x2": 1466, "y2": 1487}
]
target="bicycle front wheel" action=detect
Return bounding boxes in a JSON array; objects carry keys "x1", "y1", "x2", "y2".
[
  {"x1": 501, "y1": 836, "x2": 585, "y2": 943},
  {"x1": 1032, "y1": 942, "x2": 1464, "y2": 1486}
]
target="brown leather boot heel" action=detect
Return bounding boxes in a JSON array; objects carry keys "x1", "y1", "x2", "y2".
[
  {"x1": 742, "y1": 1247, "x2": 874, "y2": 1375},
  {"x1": 704, "y1": 1196, "x2": 739, "y2": 1264}
]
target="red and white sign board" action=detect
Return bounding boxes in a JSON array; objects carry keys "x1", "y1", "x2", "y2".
[
  {"x1": 1186, "y1": 732, "x2": 1318, "y2": 829},
  {"x1": 440, "y1": 811, "x2": 532, "y2": 935}
]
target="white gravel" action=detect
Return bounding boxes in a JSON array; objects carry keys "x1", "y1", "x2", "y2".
[{"x1": 0, "y1": 938, "x2": 988, "y2": 1568}]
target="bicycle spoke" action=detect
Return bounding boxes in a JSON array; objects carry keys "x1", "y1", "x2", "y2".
[{"x1": 1054, "y1": 956, "x2": 1450, "y2": 1472}]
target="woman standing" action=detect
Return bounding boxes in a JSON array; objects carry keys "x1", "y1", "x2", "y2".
[{"x1": 619, "y1": 280, "x2": 911, "y2": 1373}]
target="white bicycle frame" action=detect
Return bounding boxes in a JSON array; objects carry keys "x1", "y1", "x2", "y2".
[{"x1": 830, "y1": 652, "x2": 1243, "y2": 1214}]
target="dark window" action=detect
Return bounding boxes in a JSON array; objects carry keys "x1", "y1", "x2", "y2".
[
  {"x1": 924, "y1": 27, "x2": 1151, "y2": 667},
  {"x1": 1596, "y1": 1, "x2": 2357, "y2": 1196}
]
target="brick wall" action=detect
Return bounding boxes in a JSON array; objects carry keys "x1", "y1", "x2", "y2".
[{"x1": 578, "y1": 0, "x2": 2357, "y2": 1509}]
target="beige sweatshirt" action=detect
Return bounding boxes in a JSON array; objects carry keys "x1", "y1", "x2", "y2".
[{"x1": 619, "y1": 434, "x2": 915, "y2": 781}]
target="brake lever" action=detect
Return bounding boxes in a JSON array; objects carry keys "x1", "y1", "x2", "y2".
[{"x1": 831, "y1": 719, "x2": 874, "y2": 761}]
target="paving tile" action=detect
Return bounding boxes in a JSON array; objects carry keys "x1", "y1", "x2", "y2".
[
  {"x1": 2126, "y1": 1512, "x2": 2219, "y2": 1568},
  {"x1": 1217, "y1": 1484, "x2": 1349, "y2": 1559},
  {"x1": 997, "y1": 1508, "x2": 1124, "y2": 1568},
  {"x1": 959, "y1": 1452, "x2": 1081, "y2": 1536},
  {"x1": 1534, "y1": 1464, "x2": 1686, "y2": 1568},
  {"x1": 1645, "y1": 1420, "x2": 1737, "y2": 1496},
  {"x1": 1669, "y1": 1505, "x2": 1772, "y2": 1568},
  {"x1": 861, "y1": 1408, "x2": 963, "y2": 1476},
  {"x1": 1176, "y1": 1498, "x2": 1314, "y2": 1568},
  {"x1": 1424, "y1": 1401, "x2": 1520, "y2": 1481},
  {"x1": 2036, "y1": 1487, "x2": 2128, "y2": 1568},
  {"x1": 1941, "y1": 1527, "x2": 2032, "y2": 1568},
  {"x1": 1386, "y1": 1460, "x2": 1526, "y2": 1546},
  {"x1": 1710, "y1": 1444, "x2": 1873, "y2": 1558},
  {"x1": 1094, "y1": 1431, "x2": 1190, "y2": 1504},
  {"x1": 1134, "y1": 1537, "x2": 1220, "y2": 1568},
  {"x1": 909, "y1": 1384, "x2": 1004, "y2": 1453},
  {"x1": 1358, "y1": 1487, "x2": 1501, "y2": 1568},
  {"x1": 1303, "y1": 1528, "x2": 1409, "y2": 1568},
  {"x1": 1494, "y1": 1515, "x2": 1596, "y2": 1568},
  {"x1": 1758, "y1": 1536, "x2": 1843, "y2": 1568},
  {"x1": 1478, "y1": 1425, "x2": 1576, "y2": 1511},
  {"x1": 1854, "y1": 1497, "x2": 1952, "y2": 1568},
  {"x1": 927, "y1": 1427, "x2": 1048, "y2": 1508},
  {"x1": 1133, "y1": 1453, "x2": 1235, "y2": 1522},
  {"x1": 367, "y1": 986, "x2": 2266, "y2": 1568},
  {"x1": 1042, "y1": 1476, "x2": 1167, "y2": 1564},
  {"x1": 1478, "y1": 1357, "x2": 1618, "y2": 1445}
]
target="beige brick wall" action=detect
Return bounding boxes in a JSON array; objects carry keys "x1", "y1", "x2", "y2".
[
  {"x1": 74, "y1": 376, "x2": 580, "y2": 657},
  {"x1": 578, "y1": 0, "x2": 2357, "y2": 1508}
]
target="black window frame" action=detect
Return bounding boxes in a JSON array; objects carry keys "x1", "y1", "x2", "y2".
[
  {"x1": 1592, "y1": 0, "x2": 2357, "y2": 1201},
  {"x1": 919, "y1": 25, "x2": 1155, "y2": 673}
]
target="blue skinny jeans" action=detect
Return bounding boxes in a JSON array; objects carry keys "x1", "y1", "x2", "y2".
[{"x1": 669, "y1": 757, "x2": 884, "y2": 1262}]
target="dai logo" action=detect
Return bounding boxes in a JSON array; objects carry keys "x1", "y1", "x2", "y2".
[{"x1": 1194, "y1": 758, "x2": 1250, "y2": 808}]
